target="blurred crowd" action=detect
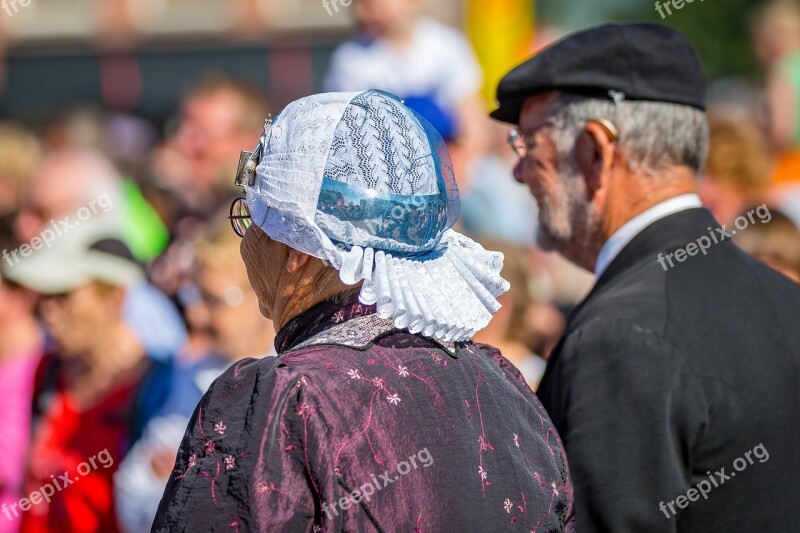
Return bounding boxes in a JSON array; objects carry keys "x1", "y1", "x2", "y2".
[{"x1": 2, "y1": 0, "x2": 800, "y2": 532}]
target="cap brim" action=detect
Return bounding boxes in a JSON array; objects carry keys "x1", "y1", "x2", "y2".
[
  {"x1": 489, "y1": 97, "x2": 525, "y2": 125},
  {"x1": 2, "y1": 247, "x2": 142, "y2": 295},
  {"x1": 2, "y1": 252, "x2": 90, "y2": 294}
]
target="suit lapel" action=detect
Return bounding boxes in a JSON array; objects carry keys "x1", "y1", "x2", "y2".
[
  {"x1": 567, "y1": 207, "x2": 721, "y2": 330},
  {"x1": 538, "y1": 207, "x2": 721, "y2": 394},
  {"x1": 537, "y1": 208, "x2": 720, "y2": 396}
]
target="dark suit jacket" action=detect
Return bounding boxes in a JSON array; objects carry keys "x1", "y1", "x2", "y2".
[{"x1": 537, "y1": 207, "x2": 800, "y2": 532}]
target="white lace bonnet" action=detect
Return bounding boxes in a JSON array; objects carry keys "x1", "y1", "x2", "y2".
[{"x1": 241, "y1": 90, "x2": 509, "y2": 342}]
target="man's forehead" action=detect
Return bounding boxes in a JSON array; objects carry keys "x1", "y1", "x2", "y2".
[{"x1": 519, "y1": 91, "x2": 561, "y2": 132}]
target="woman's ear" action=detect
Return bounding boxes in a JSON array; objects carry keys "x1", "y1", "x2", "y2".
[{"x1": 285, "y1": 249, "x2": 311, "y2": 274}]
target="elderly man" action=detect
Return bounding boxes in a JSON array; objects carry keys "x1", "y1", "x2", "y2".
[
  {"x1": 491, "y1": 23, "x2": 800, "y2": 532},
  {"x1": 153, "y1": 90, "x2": 575, "y2": 532}
]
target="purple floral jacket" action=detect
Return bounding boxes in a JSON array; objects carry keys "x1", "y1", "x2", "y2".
[{"x1": 152, "y1": 296, "x2": 575, "y2": 532}]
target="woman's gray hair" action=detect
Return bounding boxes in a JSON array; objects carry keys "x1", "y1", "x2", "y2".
[{"x1": 548, "y1": 94, "x2": 710, "y2": 176}]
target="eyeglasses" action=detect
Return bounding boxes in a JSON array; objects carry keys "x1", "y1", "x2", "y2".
[
  {"x1": 507, "y1": 119, "x2": 556, "y2": 159},
  {"x1": 228, "y1": 197, "x2": 251, "y2": 238},
  {"x1": 507, "y1": 118, "x2": 619, "y2": 159},
  {"x1": 229, "y1": 116, "x2": 272, "y2": 238},
  {"x1": 507, "y1": 129, "x2": 532, "y2": 159}
]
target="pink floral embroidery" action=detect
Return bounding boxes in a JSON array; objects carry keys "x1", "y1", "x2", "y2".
[
  {"x1": 347, "y1": 369, "x2": 361, "y2": 380},
  {"x1": 204, "y1": 439, "x2": 215, "y2": 454},
  {"x1": 214, "y1": 421, "x2": 226, "y2": 435},
  {"x1": 296, "y1": 376, "x2": 308, "y2": 388},
  {"x1": 398, "y1": 365, "x2": 409, "y2": 377},
  {"x1": 371, "y1": 377, "x2": 385, "y2": 389},
  {"x1": 188, "y1": 454, "x2": 197, "y2": 468},
  {"x1": 514, "y1": 434, "x2": 520, "y2": 447},
  {"x1": 225, "y1": 456, "x2": 236, "y2": 471},
  {"x1": 504, "y1": 498, "x2": 513, "y2": 513},
  {"x1": 478, "y1": 466, "x2": 487, "y2": 481},
  {"x1": 386, "y1": 393, "x2": 401, "y2": 405},
  {"x1": 296, "y1": 401, "x2": 312, "y2": 416}
]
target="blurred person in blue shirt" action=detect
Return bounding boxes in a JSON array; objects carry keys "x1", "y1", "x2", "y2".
[{"x1": 114, "y1": 217, "x2": 275, "y2": 533}]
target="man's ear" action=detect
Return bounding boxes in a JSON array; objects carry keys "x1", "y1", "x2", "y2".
[
  {"x1": 285, "y1": 249, "x2": 311, "y2": 274},
  {"x1": 576, "y1": 120, "x2": 617, "y2": 193}
]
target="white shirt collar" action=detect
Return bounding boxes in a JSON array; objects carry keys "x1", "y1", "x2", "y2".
[{"x1": 594, "y1": 194, "x2": 703, "y2": 277}]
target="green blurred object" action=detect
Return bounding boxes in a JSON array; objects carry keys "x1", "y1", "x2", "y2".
[
  {"x1": 778, "y1": 50, "x2": 800, "y2": 143},
  {"x1": 120, "y1": 178, "x2": 169, "y2": 261},
  {"x1": 632, "y1": 0, "x2": 765, "y2": 83},
  {"x1": 540, "y1": 0, "x2": 768, "y2": 83}
]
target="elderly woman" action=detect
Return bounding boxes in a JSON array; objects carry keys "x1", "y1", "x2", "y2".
[{"x1": 153, "y1": 90, "x2": 574, "y2": 532}]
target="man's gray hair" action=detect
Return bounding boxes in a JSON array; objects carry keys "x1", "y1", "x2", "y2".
[{"x1": 549, "y1": 94, "x2": 709, "y2": 176}]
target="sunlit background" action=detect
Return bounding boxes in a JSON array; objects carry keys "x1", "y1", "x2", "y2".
[
  {"x1": 0, "y1": 0, "x2": 774, "y2": 120},
  {"x1": 2, "y1": 1, "x2": 800, "y2": 532}
]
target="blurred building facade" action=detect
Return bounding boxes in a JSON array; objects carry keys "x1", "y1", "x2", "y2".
[{"x1": 0, "y1": 0, "x2": 462, "y2": 123}]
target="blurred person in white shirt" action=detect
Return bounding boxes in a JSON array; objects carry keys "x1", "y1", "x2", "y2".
[{"x1": 324, "y1": 0, "x2": 488, "y2": 166}]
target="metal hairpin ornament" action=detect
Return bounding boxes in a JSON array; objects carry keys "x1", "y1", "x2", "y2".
[
  {"x1": 234, "y1": 114, "x2": 272, "y2": 188},
  {"x1": 608, "y1": 90, "x2": 626, "y2": 105}
]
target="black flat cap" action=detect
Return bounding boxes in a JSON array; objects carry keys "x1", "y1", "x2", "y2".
[{"x1": 490, "y1": 23, "x2": 706, "y2": 124}]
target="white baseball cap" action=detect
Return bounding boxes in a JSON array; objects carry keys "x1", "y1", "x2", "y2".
[{"x1": 2, "y1": 220, "x2": 143, "y2": 294}]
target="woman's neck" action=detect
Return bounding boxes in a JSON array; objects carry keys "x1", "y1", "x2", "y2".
[{"x1": 274, "y1": 274, "x2": 360, "y2": 332}]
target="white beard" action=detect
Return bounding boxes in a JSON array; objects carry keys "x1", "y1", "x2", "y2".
[{"x1": 535, "y1": 159, "x2": 595, "y2": 254}]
